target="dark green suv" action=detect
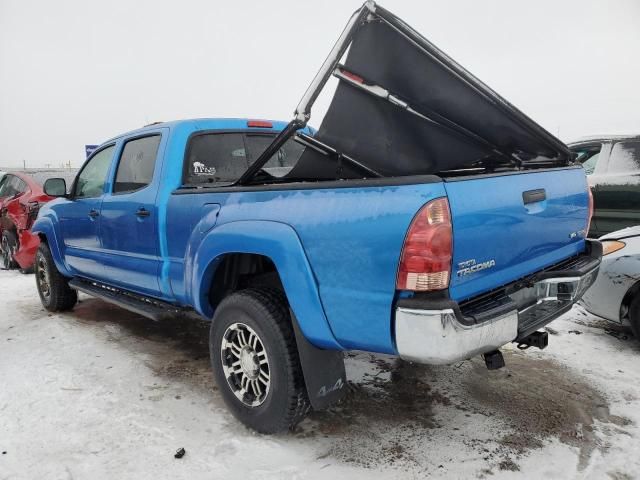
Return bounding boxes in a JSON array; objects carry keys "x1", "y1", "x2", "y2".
[{"x1": 569, "y1": 135, "x2": 640, "y2": 237}]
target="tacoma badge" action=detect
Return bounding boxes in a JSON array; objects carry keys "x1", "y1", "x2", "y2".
[{"x1": 456, "y1": 258, "x2": 496, "y2": 277}]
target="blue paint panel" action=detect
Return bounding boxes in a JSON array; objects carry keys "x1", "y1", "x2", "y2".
[
  {"x1": 445, "y1": 167, "x2": 589, "y2": 301},
  {"x1": 166, "y1": 181, "x2": 447, "y2": 353}
]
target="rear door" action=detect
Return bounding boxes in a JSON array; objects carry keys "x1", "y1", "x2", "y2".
[
  {"x1": 99, "y1": 133, "x2": 164, "y2": 297},
  {"x1": 445, "y1": 167, "x2": 590, "y2": 302},
  {"x1": 58, "y1": 145, "x2": 115, "y2": 279}
]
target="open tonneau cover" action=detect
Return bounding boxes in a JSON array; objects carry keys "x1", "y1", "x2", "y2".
[{"x1": 240, "y1": 1, "x2": 572, "y2": 183}]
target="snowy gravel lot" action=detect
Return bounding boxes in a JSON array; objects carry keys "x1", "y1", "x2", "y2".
[{"x1": 1, "y1": 270, "x2": 639, "y2": 480}]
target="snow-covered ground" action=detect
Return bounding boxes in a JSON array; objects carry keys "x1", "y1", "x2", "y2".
[{"x1": 1, "y1": 270, "x2": 639, "y2": 480}]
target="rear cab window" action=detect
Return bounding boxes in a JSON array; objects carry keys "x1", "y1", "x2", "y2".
[{"x1": 183, "y1": 132, "x2": 305, "y2": 185}]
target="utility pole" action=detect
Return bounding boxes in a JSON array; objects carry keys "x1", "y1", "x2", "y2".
[{"x1": 22, "y1": 159, "x2": 26, "y2": 170}]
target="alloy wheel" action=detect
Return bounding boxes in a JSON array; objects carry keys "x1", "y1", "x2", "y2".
[
  {"x1": 36, "y1": 253, "x2": 51, "y2": 299},
  {"x1": 220, "y1": 322, "x2": 270, "y2": 407}
]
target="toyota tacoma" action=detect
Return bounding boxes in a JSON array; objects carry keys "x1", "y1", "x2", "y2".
[{"x1": 32, "y1": 2, "x2": 600, "y2": 433}]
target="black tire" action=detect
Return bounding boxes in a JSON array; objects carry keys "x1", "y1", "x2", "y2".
[
  {"x1": 628, "y1": 294, "x2": 640, "y2": 341},
  {"x1": 1, "y1": 230, "x2": 18, "y2": 270},
  {"x1": 35, "y1": 242, "x2": 77, "y2": 312},
  {"x1": 210, "y1": 288, "x2": 310, "y2": 433}
]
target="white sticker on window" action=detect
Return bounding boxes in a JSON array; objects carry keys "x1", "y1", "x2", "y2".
[{"x1": 193, "y1": 162, "x2": 216, "y2": 175}]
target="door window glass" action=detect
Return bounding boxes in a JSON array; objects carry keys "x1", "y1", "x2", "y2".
[
  {"x1": 2, "y1": 176, "x2": 28, "y2": 197},
  {"x1": 0, "y1": 175, "x2": 13, "y2": 197},
  {"x1": 113, "y1": 135, "x2": 161, "y2": 194},
  {"x1": 13, "y1": 177, "x2": 27, "y2": 194},
  {"x1": 74, "y1": 145, "x2": 115, "y2": 198},
  {"x1": 608, "y1": 141, "x2": 640, "y2": 174}
]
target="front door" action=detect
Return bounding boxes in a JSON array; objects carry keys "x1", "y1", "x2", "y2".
[
  {"x1": 99, "y1": 134, "x2": 163, "y2": 297},
  {"x1": 57, "y1": 144, "x2": 115, "y2": 279}
]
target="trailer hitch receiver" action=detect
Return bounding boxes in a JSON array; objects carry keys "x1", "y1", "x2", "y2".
[{"x1": 517, "y1": 331, "x2": 549, "y2": 350}]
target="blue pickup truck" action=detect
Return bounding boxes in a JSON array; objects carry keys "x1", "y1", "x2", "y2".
[{"x1": 32, "y1": 2, "x2": 600, "y2": 433}]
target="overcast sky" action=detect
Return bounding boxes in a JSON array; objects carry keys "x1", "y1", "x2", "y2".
[{"x1": 1, "y1": 0, "x2": 639, "y2": 168}]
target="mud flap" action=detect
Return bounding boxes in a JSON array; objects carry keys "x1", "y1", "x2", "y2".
[{"x1": 290, "y1": 309, "x2": 347, "y2": 410}]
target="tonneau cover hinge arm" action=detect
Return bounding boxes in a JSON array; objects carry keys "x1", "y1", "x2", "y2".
[{"x1": 236, "y1": 2, "x2": 376, "y2": 186}]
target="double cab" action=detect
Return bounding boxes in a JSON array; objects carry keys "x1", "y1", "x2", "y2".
[{"x1": 32, "y1": 2, "x2": 600, "y2": 433}]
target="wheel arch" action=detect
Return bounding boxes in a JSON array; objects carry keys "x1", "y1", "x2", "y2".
[
  {"x1": 189, "y1": 220, "x2": 342, "y2": 350},
  {"x1": 31, "y1": 216, "x2": 71, "y2": 277}
]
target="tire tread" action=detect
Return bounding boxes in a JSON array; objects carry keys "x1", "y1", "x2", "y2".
[{"x1": 36, "y1": 242, "x2": 77, "y2": 312}]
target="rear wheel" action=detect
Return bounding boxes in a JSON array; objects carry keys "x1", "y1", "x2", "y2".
[
  {"x1": 35, "y1": 242, "x2": 77, "y2": 312},
  {"x1": 209, "y1": 288, "x2": 310, "y2": 433},
  {"x1": 0, "y1": 230, "x2": 18, "y2": 270}
]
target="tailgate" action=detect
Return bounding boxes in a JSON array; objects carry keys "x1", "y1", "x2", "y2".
[{"x1": 445, "y1": 167, "x2": 589, "y2": 302}]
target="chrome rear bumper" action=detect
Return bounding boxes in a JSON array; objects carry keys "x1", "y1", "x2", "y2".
[
  {"x1": 395, "y1": 307, "x2": 518, "y2": 364},
  {"x1": 395, "y1": 248, "x2": 600, "y2": 365}
]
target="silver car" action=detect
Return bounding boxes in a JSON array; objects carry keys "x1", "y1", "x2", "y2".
[{"x1": 580, "y1": 226, "x2": 640, "y2": 339}]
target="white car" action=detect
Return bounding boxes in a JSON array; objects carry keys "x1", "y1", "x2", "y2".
[{"x1": 580, "y1": 226, "x2": 640, "y2": 339}]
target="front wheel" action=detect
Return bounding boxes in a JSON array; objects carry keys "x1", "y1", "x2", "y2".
[
  {"x1": 209, "y1": 288, "x2": 310, "y2": 433},
  {"x1": 35, "y1": 242, "x2": 77, "y2": 312},
  {"x1": 0, "y1": 230, "x2": 18, "y2": 270}
]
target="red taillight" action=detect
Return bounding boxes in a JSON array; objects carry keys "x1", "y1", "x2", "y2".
[
  {"x1": 586, "y1": 187, "x2": 594, "y2": 233},
  {"x1": 397, "y1": 197, "x2": 453, "y2": 291},
  {"x1": 247, "y1": 120, "x2": 273, "y2": 128}
]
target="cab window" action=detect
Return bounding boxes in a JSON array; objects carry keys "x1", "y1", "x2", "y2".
[
  {"x1": 113, "y1": 135, "x2": 161, "y2": 194},
  {"x1": 74, "y1": 146, "x2": 115, "y2": 198},
  {"x1": 183, "y1": 133, "x2": 305, "y2": 185}
]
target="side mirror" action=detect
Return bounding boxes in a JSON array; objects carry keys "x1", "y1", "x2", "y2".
[{"x1": 43, "y1": 178, "x2": 67, "y2": 197}]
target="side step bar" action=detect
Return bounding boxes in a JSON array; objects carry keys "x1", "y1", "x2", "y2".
[{"x1": 69, "y1": 278, "x2": 185, "y2": 321}]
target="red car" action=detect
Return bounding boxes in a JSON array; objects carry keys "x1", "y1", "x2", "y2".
[{"x1": 0, "y1": 170, "x2": 76, "y2": 271}]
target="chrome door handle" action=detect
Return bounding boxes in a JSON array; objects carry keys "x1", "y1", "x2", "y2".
[
  {"x1": 135, "y1": 208, "x2": 151, "y2": 217},
  {"x1": 88, "y1": 209, "x2": 99, "y2": 218}
]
